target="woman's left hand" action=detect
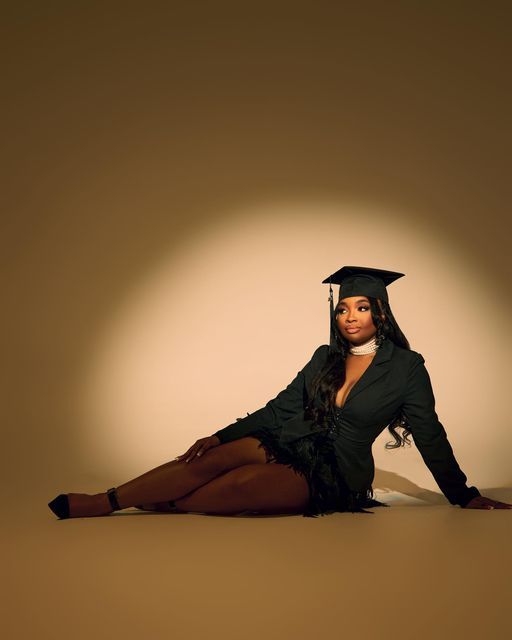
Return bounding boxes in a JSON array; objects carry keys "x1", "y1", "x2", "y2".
[{"x1": 464, "y1": 495, "x2": 512, "y2": 509}]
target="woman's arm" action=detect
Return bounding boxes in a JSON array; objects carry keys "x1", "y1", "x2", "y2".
[
  {"x1": 401, "y1": 353, "x2": 481, "y2": 508},
  {"x1": 212, "y1": 345, "x2": 327, "y2": 444}
]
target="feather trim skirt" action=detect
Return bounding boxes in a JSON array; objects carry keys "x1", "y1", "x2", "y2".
[{"x1": 250, "y1": 427, "x2": 389, "y2": 518}]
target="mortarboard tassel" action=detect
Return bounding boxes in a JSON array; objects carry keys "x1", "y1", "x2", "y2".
[{"x1": 328, "y1": 277, "x2": 337, "y2": 352}]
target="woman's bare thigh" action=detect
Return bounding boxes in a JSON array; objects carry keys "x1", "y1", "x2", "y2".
[{"x1": 174, "y1": 463, "x2": 311, "y2": 516}]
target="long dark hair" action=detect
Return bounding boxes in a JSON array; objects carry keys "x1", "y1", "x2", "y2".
[{"x1": 304, "y1": 296, "x2": 413, "y2": 450}]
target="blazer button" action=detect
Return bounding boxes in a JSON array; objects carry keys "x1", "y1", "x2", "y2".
[{"x1": 327, "y1": 425, "x2": 336, "y2": 437}]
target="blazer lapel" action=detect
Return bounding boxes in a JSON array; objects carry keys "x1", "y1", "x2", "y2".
[{"x1": 343, "y1": 337, "x2": 394, "y2": 407}]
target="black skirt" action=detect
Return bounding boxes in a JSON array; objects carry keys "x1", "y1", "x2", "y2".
[{"x1": 250, "y1": 425, "x2": 389, "y2": 518}]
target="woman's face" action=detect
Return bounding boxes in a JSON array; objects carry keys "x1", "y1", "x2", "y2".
[{"x1": 335, "y1": 296, "x2": 379, "y2": 346}]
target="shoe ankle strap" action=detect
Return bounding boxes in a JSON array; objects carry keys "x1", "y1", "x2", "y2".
[{"x1": 106, "y1": 487, "x2": 121, "y2": 511}]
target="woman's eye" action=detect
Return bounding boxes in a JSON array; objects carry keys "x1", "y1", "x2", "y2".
[{"x1": 337, "y1": 306, "x2": 369, "y2": 314}]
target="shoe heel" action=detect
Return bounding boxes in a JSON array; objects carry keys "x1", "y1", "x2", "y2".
[{"x1": 48, "y1": 494, "x2": 70, "y2": 519}]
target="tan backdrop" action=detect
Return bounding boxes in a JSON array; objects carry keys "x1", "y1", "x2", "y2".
[{"x1": 2, "y1": 2, "x2": 511, "y2": 639}]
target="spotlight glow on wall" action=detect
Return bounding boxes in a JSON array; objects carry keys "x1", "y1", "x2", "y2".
[{"x1": 77, "y1": 199, "x2": 509, "y2": 488}]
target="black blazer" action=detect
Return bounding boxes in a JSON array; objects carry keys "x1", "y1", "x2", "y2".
[{"x1": 213, "y1": 338, "x2": 481, "y2": 508}]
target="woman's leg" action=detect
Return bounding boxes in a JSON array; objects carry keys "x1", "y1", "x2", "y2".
[
  {"x1": 173, "y1": 463, "x2": 311, "y2": 516},
  {"x1": 65, "y1": 436, "x2": 270, "y2": 518}
]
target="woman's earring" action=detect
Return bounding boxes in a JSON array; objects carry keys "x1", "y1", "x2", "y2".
[{"x1": 376, "y1": 325, "x2": 385, "y2": 345}]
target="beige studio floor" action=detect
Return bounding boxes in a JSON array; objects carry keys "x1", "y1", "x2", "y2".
[{"x1": 3, "y1": 486, "x2": 511, "y2": 640}]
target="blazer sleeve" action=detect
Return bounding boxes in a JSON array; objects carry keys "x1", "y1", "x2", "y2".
[
  {"x1": 401, "y1": 353, "x2": 481, "y2": 508},
  {"x1": 212, "y1": 345, "x2": 326, "y2": 444}
]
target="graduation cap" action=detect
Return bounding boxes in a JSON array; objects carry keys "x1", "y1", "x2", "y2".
[{"x1": 321, "y1": 265, "x2": 405, "y2": 351}]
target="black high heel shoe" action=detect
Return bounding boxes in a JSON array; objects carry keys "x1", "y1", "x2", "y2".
[
  {"x1": 48, "y1": 487, "x2": 122, "y2": 519},
  {"x1": 48, "y1": 494, "x2": 70, "y2": 519}
]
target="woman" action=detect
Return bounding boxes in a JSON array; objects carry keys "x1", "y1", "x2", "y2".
[{"x1": 48, "y1": 265, "x2": 511, "y2": 519}]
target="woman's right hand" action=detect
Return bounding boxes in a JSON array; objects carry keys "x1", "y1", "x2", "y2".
[{"x1": 175, "y1": 435, "x2": 221, "y2": 463}]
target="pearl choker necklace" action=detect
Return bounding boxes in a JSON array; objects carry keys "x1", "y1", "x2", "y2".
[{"x1": 349, "y1": 334, "x2": 380, "y2": 355}]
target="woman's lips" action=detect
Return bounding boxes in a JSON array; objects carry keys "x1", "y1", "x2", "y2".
[{"x1": 346, "y1": 327, "x2": 360, "y2": 333}]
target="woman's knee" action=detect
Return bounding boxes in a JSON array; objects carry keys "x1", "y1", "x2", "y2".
[{"x1": 194, "y1": 436, "x2": 269, "y2": 474}]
